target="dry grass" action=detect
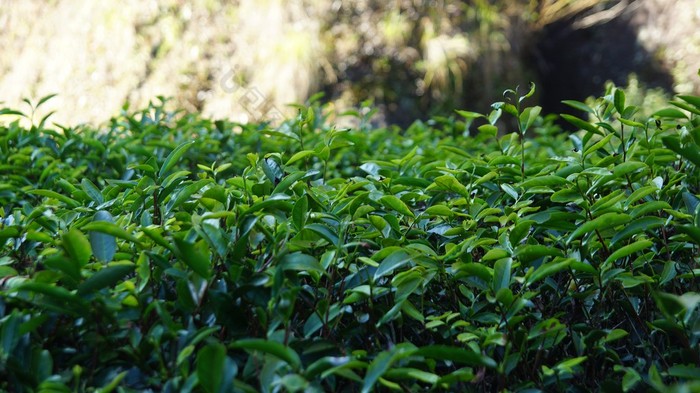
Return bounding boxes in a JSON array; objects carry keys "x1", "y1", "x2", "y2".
[{"x1": 0, "y1": 0, "x2": 697, "y2": 126}]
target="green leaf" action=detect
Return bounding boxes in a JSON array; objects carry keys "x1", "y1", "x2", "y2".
[
  {"x1": 13, "y1": 282, "x2": 83, "y2": 314},
  {"x1": 562, "y1": 100, "x2": 594, "y2": 114},
  {"x1": 424, "y1": 205, "x2": 454, "y2": 217},
  {"x1": 618, "y1": 117, "x2": 644, "y2": 128},
  {"x1": 678, "y1": 94, "x2": 700, "y2": 110},
  {"x1": 362, "y1": 344, "x2": 417, "y2": 393},
  {"x1": 610, "y1": 217, "x2": 665, "y2": 246},
  {"x1": 62, "y1": 228, "x2": 92, "y2": 267},
  {"x1": 383, "y1": 368, "x2": 439, "y2": 384},
  {"x1": 526, "y1": 258, "x2": 573, "y2": 285},
  {"x1": 492, "y1": 258, "x2": 512, "y2": 292},
  {"x1": 197, "y1": 343, "x2": 227, "y2": 393},
  {"x1": 374, "y1": 250, "x2": 412, "y2": 280},
  {"x1": 230, "y1": 339, "x2": 301, "y2": 371},
  {"x1": 141, "y1": 226, "x2": 176, "y2": 253},
  {"x1": 653, "y1": 292, "x2": 685, "y2": 318},
  {"x1": 0, "y1": 108, "x2": 25, "y2": 117},
  {"x1": 159, "y1": 140, "x2": 195, "y2": 179},
  {"x1": 305, "y1": 356, "x2": 352, "y2": 379},
  {"x1": 520, "y1": 175, "x2": 570, "y2": 189},
  {"x1": 281, "y1": 252, "x2": 325, "y2": 275},
  {"x1": 604, "y1": 329, "x2": 628, "y2": 343},
  {"x1": 43, "y1": 255, "x2": 81, "y2": 281},
  {"x1": 81, "y1": 179, "x2": 103, "y2": 204},
  {"x1": 78, "y1": 262, "x2": 135, "y2": 295},
  {"x1": 273, "y1": 170, "x2": 316, "y2": 194},
  {"x1": 454, "y1": 263, "x2": 492, "y2": 282},
  {"x1": 168, "y1": 179, "x2": 211, "y2": 212},
  {"x1": 244, "y1": 194, "x2": 293, "y2": 216},
  {"x1": 89, "y1": 211, "x2": 117, "y2": 263},
  {"x1": 27, "y1": 189, "x2": 81, "y2": 208},
  {"x1": 510, "y1": 220, "x2": 534, "y2": 245},
  {"x1": 305, "y1": 223, "x2": 339, "y2": 247},
  {"x1": 624, "y1": 185, "x2": 659, "y2": 207},
  {"x1": 519, "y1": 106, "x2": 541, "y2": 133},
  {"x1": 416, "y1": 345, "x2": 496, "y2": 368},
  {"x1": 478, "y1": 124, "x2": 499, "y2": 137},
  {"x1": 96, "y1": 371, "x2": 127, "y2": 393},
  {"x1": 567, "y1": 213, "x2": 631, "y2": 244},
  {"x1": 292, "y1": 194, "x2": 308, "y2": 230},
  {"x1": 652, "y1": 108, "x2": 688, "y2": 119},
  {"x1": 662, "y1": 136, "x2": 700, "y2": 167},
  {"x1": 83, "y1": 221, "x2": 142, "y2": 246},
  {"x1": 677, "y1": 225, "x2": 700, "y2": 245},
  {"x1": 379, "y1": 195, "x2": 414, "y2": 218},
  {"x1": 286, "y1": 150, "x2": 316, "y2": 166},
  {"x1": 561, "y1": 114, "x2": 603, "y2": 136},
  {"x1": 429, "y1": 174, "x2": 470, "y2": 198},
  {"x1": 455, "y1": 110, "x2": 484, "y2": 120},
  {"x1": 519, "y1": 82, "x2": 536, "y2": 104},
  {"x1": 0, "y1": 227, "x2": 20, "y2": 245},
  {"x1": 614, "y1": 88, "x2": 626, "y2": 114},
  {"x1": 603, "y1": 240, "x2": 653, "y2": 266},
  {"x1": 36, "y1": 93, "x2": 58, "y2": 108},
  {"x1": 173, "y1": 237, "x2": 212, "y2": 279},
  {"x1": 361, "y1": 350, "x2": 395, "y2": 393},
  {"x1": 667, "y1": 364, "x2": 700, "y2": 380},
  {"x1": 515, "y1": 244, "x2": 564, "y2": 265},
  {"x1": 583, "y1": 133, "x2": 614, "y2": 158}
]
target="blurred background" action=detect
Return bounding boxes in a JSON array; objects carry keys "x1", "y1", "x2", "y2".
[{"x1": 1, "y1": 0, "x2": 699, "y2": 126}]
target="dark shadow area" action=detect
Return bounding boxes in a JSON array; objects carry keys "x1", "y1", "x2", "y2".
[{"x1": 530, "y1": 4, "x2": 674, "y2": 119}]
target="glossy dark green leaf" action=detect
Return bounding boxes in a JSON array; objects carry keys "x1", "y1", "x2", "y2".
[
  {"x1": 561, "y1": 114, "x2": 603, "y2": 136},
  {"x1": 561, "y1": 100, "x2": 594, "y2": 114},
  {"x1": 286, "y1": 150, "x2": 316, "y2": 165},
  {"x1": 77, "y1": 262, "x2": 135, "y2": 295},
  {"x1": 361, "y1": 344, "x2": 417, "y2": 393},
  {"x1": 492, "y1": 257, "x2": 512, "y2": 292},
  {"x1": 196, "y1": 343, "x2": 227, "y2": 393},
  {"x1": 230, "y1": 339, "x2": 301, "y2": 371},
  {"x1": 173, "y1": 237, "x2": 212, "y2": 279},
  {"x1": 429, "y1": 174, "x2": 469, "y2": 198},
  {"x1": 292, "y1": 195, "x2": 308, "y2": 230},
  {"x1": 84, "y1": 219, "x2": 141, "y2": 246},
  {"x1": 81, "y1": 178, "x2": 103, "y2": 204},
  {"x1": 677, "y1": 95, "x2": 700, "y2": 111},
  {"x1": 244, "y1": 194, "x2": 293, "y2": 216},
  {"x1": 416, "y1": 345, "x2": 496, "y2": 368},
  {"x1": 14, "y1": 282, "x2": 81, "y2": 307},
  {"x1": 603, "y1": 240, "x2": 653, "y2": 266},
  {"x1": 159, "y1": 140, "x2": 195, "y2": 179},
  {"x1": 281, "y1": 252, "x2": 325, "y2": 275},
  {"x1": 652, "y1": 108, "x2": 687, "y2": 119},
  {"x1": 662, "y1": 135, "x2": 700, "y2": 167},
  {"x1": 519, "y1": 105, "x2": 541, "y2": 133},
  {"x1": 62, "y1": 228, "x2": 92, "y2": 267},
  {"x1": 305, "y1": 223, "x2": 339, "y2": 247},
  {"x1": 43, "y1": 255, "x2": 81, "y2": 281},
  {"x1": 27, "y1": 189, "x2": 81, "y2": 208},
  {"x1": 567, "y1": 213, "x2": 631, "y2": 244},
  {"x1": 610, "y1": 216, "x2": 665, "y2": 245},
  {"x1": 526, "y1": 258, "x2": 573, "y2": 285},
  {"x1": 374, "y1": 250, "x2": 412, "y2": 280},
  {"x1": 613, "y1": 88, "x2": 626, "y2": 114},
  {"x1": 168, "y1": 179, "x2": 211, "y2": 212},
  {"x1": 379, "y1": 195, "x2": 414, "y2": 218},
  {"x1": 514, "y1": 244, "x2": 564, "y2": 265}
]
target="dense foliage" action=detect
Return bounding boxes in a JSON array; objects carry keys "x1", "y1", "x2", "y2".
[{"x1": 1, "y1": 87, "x2": 699, "y2": 392}]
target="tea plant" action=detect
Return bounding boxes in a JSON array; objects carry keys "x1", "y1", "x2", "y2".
[{"x1": 0, "y1": 87, "x2": 698, "y2": 392}]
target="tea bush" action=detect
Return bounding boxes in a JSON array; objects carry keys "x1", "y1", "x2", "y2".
[{"x1": 0, "y1": 87, "x2": 699, "y2": 392}]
